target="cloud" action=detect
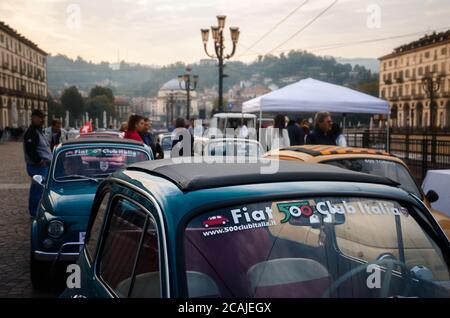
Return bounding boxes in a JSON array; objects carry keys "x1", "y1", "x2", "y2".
[{"x1": 1, "y1": 0, "x2": 449, "y2": 65}]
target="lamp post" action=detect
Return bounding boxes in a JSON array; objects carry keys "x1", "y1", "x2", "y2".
[
  {"x1": 201, "y1": 15, "x2": 240, "y2": 113},
  {"x1": 166, "y1": 91, "x2": 175, "y2": 129},
  {"x1": 422, "y1": 72, "x2": 443, "y2": 164},
  {"x1": 178, "y1": 67, "x2": 198, "y2": 120},
  {"x1": 422, "y1": 72, "x2": 442, "y2": 131}
]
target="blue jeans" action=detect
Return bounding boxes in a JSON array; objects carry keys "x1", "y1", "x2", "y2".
[{"x1": 26, "y1": 164, "x2": 49, "y2": 217}]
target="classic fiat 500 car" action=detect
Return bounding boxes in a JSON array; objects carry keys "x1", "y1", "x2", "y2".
[
  {"x1": 62, "y1": 159, "x2": 450, "y2": 298},
  {"x1": 30, "y1": 138, "x2": 153, "y2": 289},
  {"x1": 265, "y1": 145, "x2": 450, "y2": 238}
]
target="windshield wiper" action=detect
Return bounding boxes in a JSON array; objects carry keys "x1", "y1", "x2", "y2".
[{"x1": 56, "y1": 174, "x2": 99, "y2": 183}]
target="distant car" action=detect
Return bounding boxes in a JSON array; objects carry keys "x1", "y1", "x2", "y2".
[
  {"x1": 202, "y1": 215, "x2": 229, "y2": 228},
  {"x1": 203, "y1": 138, "x2": 264, "y2": 158},
  {"x1": 67, "y1": 128, "x2": 79, "y2": 140},
  {"x1": 62, "y1": 160, "x2": 450, "y2": 298},
  {"x1": 158, "y1": 133, "x2": 173, "y2": 158},
  {"x1": 265, "y1": 145, "x2": 450, "y2": 239},
  {"x1": 30, "y1": 138, "x2": 153, "y2": 290}
]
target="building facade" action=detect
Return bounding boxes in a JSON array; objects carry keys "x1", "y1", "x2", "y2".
[
  {"x1": 0, "y1": 21, "x2": 48, "y2": 129},
  {"x1": 157, "y1": 79, "x2": 198, "y2": 126},
  {"x1": 379, "y1": 30, "x2": 450, "y2": 130}
]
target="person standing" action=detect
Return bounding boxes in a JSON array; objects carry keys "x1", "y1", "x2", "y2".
[
  {"x1": 140, "y1": 117, "x2": 162, "y2": 159},
  {"x1": 331, "y1": 123, "x2": 347, "y2": 147},
  {"x1": 306, "y1": 111, "x2": 336, "y2": 145},
  {"x1": 44, "y1": 119, "x2": 68, "y2": 150},
  {"x1": 124, "y1": 114, "x2": 145, "y2": 142},
  {"x1": 23, "y1": 109, "x2": 53, "y2": 217},
  {"x1": 266, "y1": 114, "x2": 290, "y2": 150},
  {"x1": 172, "y1": 118, "x2": 194, "y2": 157},
  {"x1": 287, "y1": 118, "x2": 305, "y2": 146}
]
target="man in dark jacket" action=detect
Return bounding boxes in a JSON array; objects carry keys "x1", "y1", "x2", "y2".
[
  {"x1": 140, "y1": 117, "x2": 164, "y2": 159},
  {"x1": 23, "y1": 109, "x2": 53, "y2": 217},
  {"x1": 287, "y1": 119, "x2": 305, "y2": 146},
  {"x1": 306, "y1": 111, "x2": 336, "y2": 145}
]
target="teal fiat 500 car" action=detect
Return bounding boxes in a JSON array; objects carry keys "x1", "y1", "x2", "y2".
[
  {"x1": 62, "y1": 159, "x2": 450, "y2": 298},
  {"x1": 30, "y1": 137, "x2": 153, "y2": 290}
]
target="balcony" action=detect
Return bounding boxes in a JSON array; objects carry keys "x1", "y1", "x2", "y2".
[
  {"x1": 384, "y1": 79, "x2": 393, "y2": 85},
  {"x1": 395, "y1": 77, "x2": 404, "y2": 83},
  {"x1": 2, "y1": 62, "x2": 9, "y2": 70},
  {"x1": 11, "y1": 65, "x2": 18, "y2": 73}
]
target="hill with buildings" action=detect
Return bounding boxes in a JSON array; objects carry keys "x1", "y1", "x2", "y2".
[{"x1": 47, "y1": 50, "x2": 379, "y2": 98}]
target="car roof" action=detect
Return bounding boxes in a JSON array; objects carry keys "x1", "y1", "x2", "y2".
[
  {"x1": 278, "y1": 145, "x2": 392, "y2": 157},
  {"x1": 126, "y1": 158, "x2": 398, "y2": 192},
  {"x1": 62, "y1": 138, "x2": 145, "y2": 147},
  {"x1": 213, "y1": 113, "x2": 257, "y2": 119}
]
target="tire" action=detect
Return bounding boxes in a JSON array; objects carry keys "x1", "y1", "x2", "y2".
[{"x1": 30, "y1": 251, "x2": 53, "y2": 291}]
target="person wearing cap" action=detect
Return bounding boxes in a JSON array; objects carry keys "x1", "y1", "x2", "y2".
[{"x1": 23, "y1": 109, "x2": 53, "y2": 217}]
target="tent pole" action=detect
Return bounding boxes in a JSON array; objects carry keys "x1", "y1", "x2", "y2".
[
  {"x1": 342, "y1": 113, "x2": 347, "y2": 135},
  {"x1": 386, "y1": 113, "x2": 390, "y2": 152},
  {"x1": 258, "y1": 108, "x2": 262, "y2": 142}
]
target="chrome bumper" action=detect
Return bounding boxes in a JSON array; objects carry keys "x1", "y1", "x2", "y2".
[{"x1": 34, "y1": 242, "x2": 84, "y2": 262}]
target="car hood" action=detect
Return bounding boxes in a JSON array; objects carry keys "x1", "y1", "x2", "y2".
[{"x1": 43, "y1": 184, "x2": 98, "y2": 216}]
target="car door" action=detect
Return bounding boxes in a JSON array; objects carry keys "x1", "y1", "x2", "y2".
[{"x1": 88, "y1": 184, "x2": 167, "y2": 298}]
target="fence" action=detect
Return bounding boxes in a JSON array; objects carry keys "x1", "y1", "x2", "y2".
[{"x1": 345, "y1": 129, "x2": 450, "y2": 184}]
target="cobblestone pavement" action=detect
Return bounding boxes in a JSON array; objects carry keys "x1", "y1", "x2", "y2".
[{"x1": 0, "y1": 141, "x2": 57, "y2": 297}]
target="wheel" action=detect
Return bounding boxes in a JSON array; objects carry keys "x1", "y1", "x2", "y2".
[{"x1": 30, "y1": 251, "x2": 52, "y2": 291}]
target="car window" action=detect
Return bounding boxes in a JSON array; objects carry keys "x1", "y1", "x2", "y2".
[
  {"x1": 184, "y1": 197, "x2": 450, "y2": 298},
  {"x1": 98, "y1": 198, "x2": 148, "y2": 297},
  {"x1": 85, "y1": 192, "x2": 110, "y2": 261},
  {"x1": 54, "y1": 147, "x2": 150, "y2": 181},
  {"x1": 128, "y1": 216, "x2": 160, "y2": 298},
  {"x1": 207, "y1": 140, "x2": 262, "y2": 157},
  {"x1": 324, "y1": 159, "x2": 421, "y2": 197}
]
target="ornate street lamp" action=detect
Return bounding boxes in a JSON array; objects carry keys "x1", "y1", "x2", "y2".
[
  {"x1": 422, "y1": 71, "x2": 443, "y2": 163},
  {"x1": 178, "y1": 67, "x2": 198, "y2": 120},
  {"x1": 422, "y1": 72, "x2": 442, "y2": 130},
  {"x1": 201, "y1": 15, "x2": 240, "y2": 113}
]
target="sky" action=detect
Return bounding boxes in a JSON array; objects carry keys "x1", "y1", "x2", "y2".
[{"x1": 1, "y1": 0, "x2": 449, "y2": 66}]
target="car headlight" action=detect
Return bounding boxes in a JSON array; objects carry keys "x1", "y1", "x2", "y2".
[{"x1": 47, "y1": 220, "x2": 65, "y2": 238}]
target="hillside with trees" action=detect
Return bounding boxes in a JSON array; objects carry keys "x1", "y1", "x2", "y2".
[{"x1": 47, "y1": 50, "x2": 379, "y2": 98}]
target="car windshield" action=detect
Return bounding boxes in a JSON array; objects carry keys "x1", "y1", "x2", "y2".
[
  {"x1": 161, "y1": 136, "x2": 172, "y2": 151},
  {"x1": 206, "y1": 140, "x2": 263, "y2": 157},
  {"x1": 54, "y1": 147, "x2": 150, "y2": 181},
  {"x1": 184, "y1": 197, "x2": 450, "y2": 298},
  {"x1": 324, "y1": 159, "x2": 421, "y2": 197}
]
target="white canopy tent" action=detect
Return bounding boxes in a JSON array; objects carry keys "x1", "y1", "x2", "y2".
[{"x1": 242, "y1": 78, "x2": 390, "y2": 149}]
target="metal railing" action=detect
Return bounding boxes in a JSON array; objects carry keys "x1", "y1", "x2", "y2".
[{"x1": 345, "y1": 129, "x2": 450, "y2": 183}]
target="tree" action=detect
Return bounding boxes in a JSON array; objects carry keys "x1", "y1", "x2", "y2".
[
  {"x1": 61, "y1": 86, "x2": 84, "y2": 125},
  {"x1": 85, "y1": 95, "x2": 116, "y2": 125},
  {"x1": 89, "y1": 85, "x2": 114, "y2": 103},
  {"x1": 47, "y1": 94, "x2": 65, "y2": 124}
]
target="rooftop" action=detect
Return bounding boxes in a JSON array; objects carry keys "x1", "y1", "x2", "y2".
[
  {"x1": 278, "y1": 145, "x2": 392, "y2": 157},
  {"x1": 0, "y1": 21, "x2": 47, "y2": 55},
  {"x1": 380, "y1": 29, "x2": 450, "y2": 60},
  {"x1": 126, "y1": 159, "x2": 398, "y2": 192}
]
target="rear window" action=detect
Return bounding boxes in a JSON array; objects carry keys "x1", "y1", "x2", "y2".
[
  {"x1": 54, "y1": 147, "x2": 149, "y2": 181},
  {"x1": 324, "y1": 159, "x2": 421, "y2": 197},
  {"x1": 184, "y1": 197, "x2": 450, "y2": 298}
]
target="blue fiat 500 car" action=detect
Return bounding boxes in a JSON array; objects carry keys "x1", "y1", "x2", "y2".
[
  {"x1": 62, "y1": 159, "x2": 450, "y2": 298},
  {"x1": 30, "y1": 137, "x2": 153, "y2": 289}
]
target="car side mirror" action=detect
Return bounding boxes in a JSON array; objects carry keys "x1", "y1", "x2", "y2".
[
  {"x1": 32, "y1": 175, "x2": 45, "y2": 187},
  {"x1": 426, "y1": 190, "x2": 439, "y2": 203}
]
